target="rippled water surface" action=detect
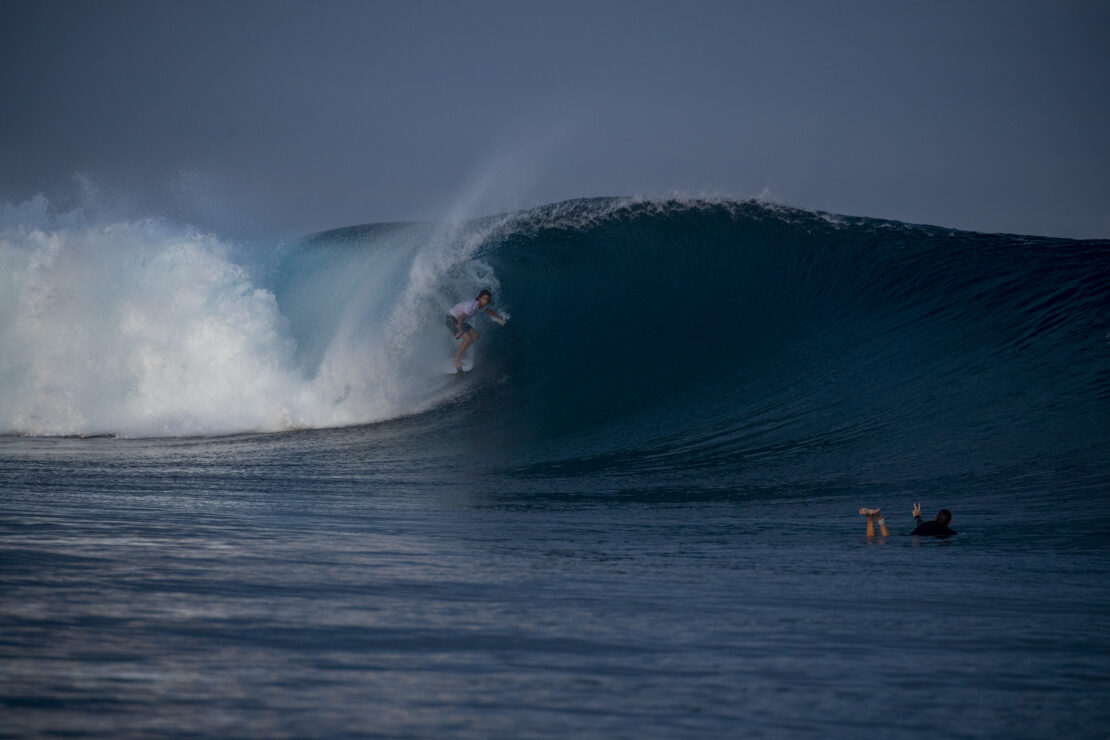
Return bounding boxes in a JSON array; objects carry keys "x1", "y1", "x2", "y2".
[{"x1": 3, "y1": 429, "x2": 1109, "y2": 738}]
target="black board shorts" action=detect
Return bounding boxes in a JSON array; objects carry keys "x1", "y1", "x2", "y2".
[{"x1": 445, "y1": 314, "x2": 473, "y2": 338}]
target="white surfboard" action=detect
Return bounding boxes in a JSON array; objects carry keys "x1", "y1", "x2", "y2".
[{"x1": 444, "y1": 359, "x2": 474, "y2": 374}]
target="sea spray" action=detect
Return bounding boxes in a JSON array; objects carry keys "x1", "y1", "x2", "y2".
[
  {"x1": 0, "y1": 212, "x2": 304, "y2": 436},
  {"x1": 0, "y1": 200, "x2": 501, "y2": 436}
]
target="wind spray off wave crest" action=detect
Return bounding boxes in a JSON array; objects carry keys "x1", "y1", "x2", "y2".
[{"x1": 0, "y1": 199, "x2": 494, "y2": 437}]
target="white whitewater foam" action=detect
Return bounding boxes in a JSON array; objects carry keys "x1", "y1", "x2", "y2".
[{"x1": 0, "y1": 198, "x2": 497, "y2": 437}]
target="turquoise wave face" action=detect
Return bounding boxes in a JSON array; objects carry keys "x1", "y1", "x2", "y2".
[
  {"x1": 457, "y1": 202, "x2": 1106, "y2": 474},
  {"x1": 270, "y1": 198, "x2": 1110, "y2": 493}
]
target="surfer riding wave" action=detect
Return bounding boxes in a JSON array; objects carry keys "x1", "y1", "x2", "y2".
[{"x1": 445, "y1": 289, "x2": 506, "y2": 371}]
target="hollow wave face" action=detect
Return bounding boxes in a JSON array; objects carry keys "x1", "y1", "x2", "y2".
[{"x1": 469, "y1": 199, "x2": 1110, "y2": 486}]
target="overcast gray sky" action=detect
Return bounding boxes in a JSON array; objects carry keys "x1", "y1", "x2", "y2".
[{"x1": 2, "y1": 0, "x2": 1108, "y2": 239}]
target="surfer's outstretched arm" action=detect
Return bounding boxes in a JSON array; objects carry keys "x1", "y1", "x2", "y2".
[{"x1": 485, "y1": 308, "x2": 507, "y2": 326}]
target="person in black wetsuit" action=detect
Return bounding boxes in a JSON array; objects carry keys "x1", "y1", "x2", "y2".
[
  {"x1": 859, "y1": 503, "x2": 957, "y2": 538},
  {"x1": 910, "y1": 502, "x2": 957, "y2": 537}
]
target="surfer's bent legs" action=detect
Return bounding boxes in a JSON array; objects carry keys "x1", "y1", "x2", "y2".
[
  {"x1": 446, "y1": 315, "x2": 479, "y2": 369},
  {"x1": 454, "y1": 328, "x2": 479, "y2": 368}
]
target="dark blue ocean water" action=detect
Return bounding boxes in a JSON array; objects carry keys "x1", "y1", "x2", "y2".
[{"x1": 2, "y1": 199, "x2": 1109, "y2": 737}]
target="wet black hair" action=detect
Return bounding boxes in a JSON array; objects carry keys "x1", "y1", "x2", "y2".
[
  {"x1": 935, "y1": 509, "x2": 952, "y2": 526},
  {"x1": 477, "y1": 289, "x2": 493, "y2": 300}
]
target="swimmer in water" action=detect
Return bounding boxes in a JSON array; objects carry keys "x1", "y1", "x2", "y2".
[{"x1": 858, "y1": 503, "x2": 957, "y2": 538}]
